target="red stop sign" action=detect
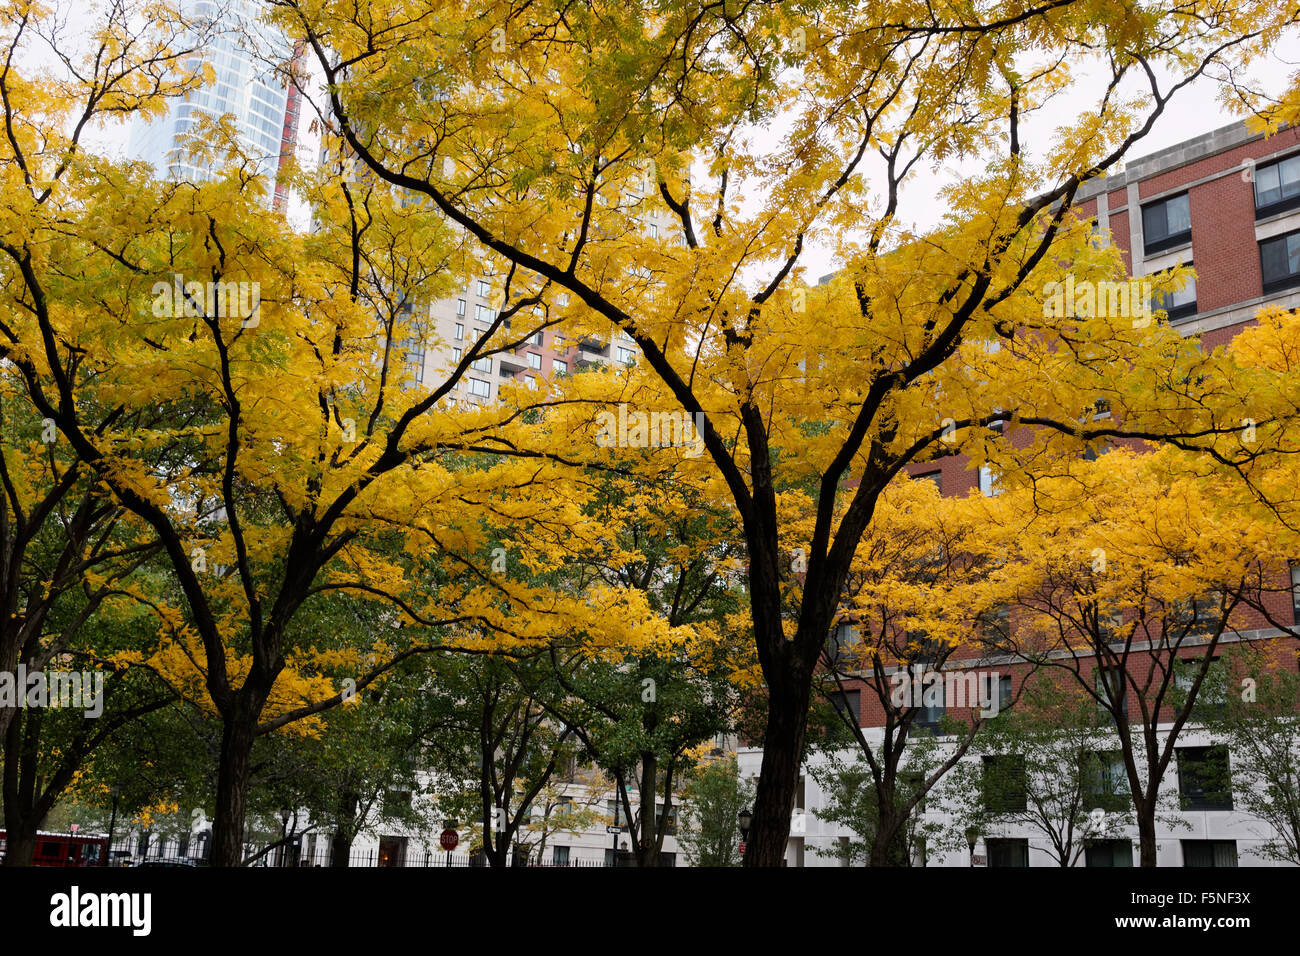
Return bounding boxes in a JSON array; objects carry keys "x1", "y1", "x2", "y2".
[{"x1": 439, "y1": 829, "x2": 459, "y2": 851}]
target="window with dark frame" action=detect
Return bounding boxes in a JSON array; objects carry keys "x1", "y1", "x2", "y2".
[
  {"x1": 986, "y1": 838, "x2": 1029, "y2": 867},
  {"x1": 914, "y1": 699, "x2": 945, "y2": 734},
  {"x1": 828, "y1": 688, "x2": 862, "y2": 726},
  {"x1": 1085, "y1": 840, "x2": 1133, "y2": 867},
  {"x1": 1291, "y1": 563, "x2": 1300, "y2": 625},
  {"x1": 915, "y1": 470, "x2": 942, "y2": 492},
  {"x1": 1177, "y1": 746, "x2": 1233, "y2": 811},
  {"x1": 1260, "y1": 229, "x2": 1300, "y2": 294},
  {"x1": 1182, "y1": 840, "x2": 1238, "y2": 867},
  {"x1": 981, "y1": 754, "x2": 1028, "y2": 813},
  {"x1": 1173, "y1": 655, "x2": 1226, "y2": 720},
  {"x1": 825, "y1": 622, "x2": 860, "y2": 670},
  {"x1": 978, "y1": 604, "x2": 1011, "y2": 642},
  {"x1": 1095, "y1": 666, "x2": 1128, "y2": 719},
  {"x1": 1142, "y1": 193, "x2": 1192, "y2": 255},
  {"x1": 1254, "y1": 153, "x2": 1300, "y2": 217},
  {"x1": 1083, "y1": 750, "x2": 1128, "y2": 809},
  {"x1": 655, "y1": 802, "x2": 678, "y2": 836},
  {"x1": 1171, "y1": 590, "x2": 1223, "y2": 635},
  {"x1": 1150, "y1": 266, "x2": 1197, "y2": 321}
]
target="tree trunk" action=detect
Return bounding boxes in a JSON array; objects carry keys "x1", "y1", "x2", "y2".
[
  {"x1": 210, "y1": 712, "x2": 257, "y2": 867},
  {"x1": 869, "y1": 809, "x2": 911, "y2": 867},
  {"x1": 2, "y1": 707, "x2": 39, "y2": 866},
  {"x1": 636, "y1": 750, "x2": 659, "y2": 868},
  {"x1": 1, "y1": 820, "x2": 37, "y2": 867},
  {"x1": 329, "y1": 790, "x2": 359, "y2": 867},
  {"x1": 745, "y1": 672, "x2": 811, "y2": 867},
  {"x1": 1136, "y1": 799, "x2": 1158, "y2": 867},
  {"x1": 486, "y1": 824, "x2": 511, "y2": 868}
]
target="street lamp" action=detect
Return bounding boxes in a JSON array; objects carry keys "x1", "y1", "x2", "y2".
[
  {"x1": 737, "y1": 808, "x2": 752, "y2": 841},
  {"x1": 964, "y1": 826, "x2": 978, "y2": 867},
  {"x1": 279, "y1": 807, "x2": 290, "y2": 868}
]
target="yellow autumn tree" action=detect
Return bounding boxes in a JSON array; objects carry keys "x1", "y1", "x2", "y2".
[
  {"x1": 274, "y1": 0, "x2": 1300, "y2": 863},
  {"x1": 0, "y1": 0, "x2": 699, "y2": 865}
]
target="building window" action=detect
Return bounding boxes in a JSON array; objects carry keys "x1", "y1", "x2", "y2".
[
  {"x1": 915, "y1": 470, "x2": 942, "y2": 492},
  {"x1": 986, "y1": 838, "x2": 1029, "y2": 867},
  {"x1": 1183, "y1": 840, "x2": 1238, "y2": 868},
  {"x1": 655, "y1": 803, "x2": 678, "y2": 837},
  {"x1": 825, "y1": 622, "x2": 860, "y2": 669},
  {"x1": 477, "y1": 279, "x2": 490, "y2": 297},
  {"x1": 1083, "y1": 750, "x2": 1128, "y2": 808},
  {"x1": 1094, "y1": 666, "x2": 1127, "y2": 719},
  {"x1": 454, "y1": 323, "x2": 464, "y2": 340},
  {"x1": 1098, "y1": 608, "x2": 1126, "y2": 643},
  {"x1": 1178, "y1": 746, "x2": 1232, "y2": 811},
  {"x1": 452, "y1": 347, "x2": 462, "y2": 362},
  {"x1": 456, "y1": 298, "x2": 466, "y2": 316},
  {"x1": 1260, "y1": 229, "x2": 1300, "y2": 294},
  {"x1": 1171, "y1": 590, "x2": 1222, "y2": 635},
  {"x1": 527, "y1": 352, "x2": 542, "y2": 370},
  {"x1": 978, "y1": 604, "x2": 1010, "y2": 643},
  {"x1": 617, "y1": 346, "x2": 636, "y2": 365},
  {"x1": 475, "y1": 303, "x2": 495, "y2": 322},
  {"x1": 981, "y1": 754, "x2": 1028, "y2": 812},
  {"x1": 1142, "y1": 192, "x2": 1192, "y2": 255},
  {"x1": 1254, "y1": 153, "x2": 1300, "y2": 216},
  {"x1": 552, "y1": 845, "x2": 570, "y2": 866},
  {"x1": 1151, "y1": 269, "x2": 1197, "y2": 321},
  {"x1": 913, "y1": 697, "x2": 945, "y2": 735},
  {"x1": 978, "y1": 464, "x2": 1001, "y2": 497},
  {"x1": 1291, "y1": 564, "x2": 1300, "y2": 625},
  {"x1": 1173, "y1": 655, "x2": 1226, "y2": 720},
  {"x1": 471, "y1": 356, "x2": 493, "y2": 374},
  {"x1": 403, "y1": 341, "x2": 425, "y2": 383},
  {"x1": 648, "y1": 222, "x2": 658, "y2": 239},
  {"x1": 467, "y1": 378, "x2": 491, "y2": 398},
  {"x1": 1085, "y1": 840, "x2": 1133, "y2": 867},
  {"x1": 827, "y1": 689, "x2": 862, "y2": 725},
  {"x1": 525, "y1": 375, "x2": 537, "y2": 389},
  {"x1": 532, "y1": 330, "x2": 544, "y2": 346},
  {"x1": 553, "y1": 359, "x2": 568, "y2": 375},
  {"x1": 998, "y1": 674, "x2": 1012, "y2": 712}
]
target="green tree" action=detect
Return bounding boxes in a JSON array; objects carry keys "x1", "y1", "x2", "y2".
[
  {"x1": 1201, "y1": 645, "x2": 1300, "y2": 864},
  {"x1": 677, "y1": 753, "x2": 753, "y2": 867}
]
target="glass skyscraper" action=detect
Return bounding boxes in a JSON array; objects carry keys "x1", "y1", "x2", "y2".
[{"x1": 126, "y1": 0, "x2": 299, "y2": 205}]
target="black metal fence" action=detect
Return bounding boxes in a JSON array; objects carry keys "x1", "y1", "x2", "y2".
[{"x1": 106, "y1": 834, "x2": 616, "y2": 867}]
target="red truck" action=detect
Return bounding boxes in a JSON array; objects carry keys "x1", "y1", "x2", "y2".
[{"x1": 0, "y1": 830, "x2": 109, "y2": 867}]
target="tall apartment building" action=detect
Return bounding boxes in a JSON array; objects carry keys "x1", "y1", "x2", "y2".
[
  {"x1": 126, "y1": 0, "x2": 302, "y2": 207},
  {"x1": 412, "y1": 206, "x2": 674, "y2": 404},
  {"x1": 411, "y1": 279, "x2": 644, "y2": 405},
  {"x1": 741, "y1": 119, "x2": 1300, "y2": 868}
]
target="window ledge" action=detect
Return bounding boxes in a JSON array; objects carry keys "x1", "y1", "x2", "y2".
[{"x1": 1144, "y1": 234, "x2": 1192, "y2": 258}]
